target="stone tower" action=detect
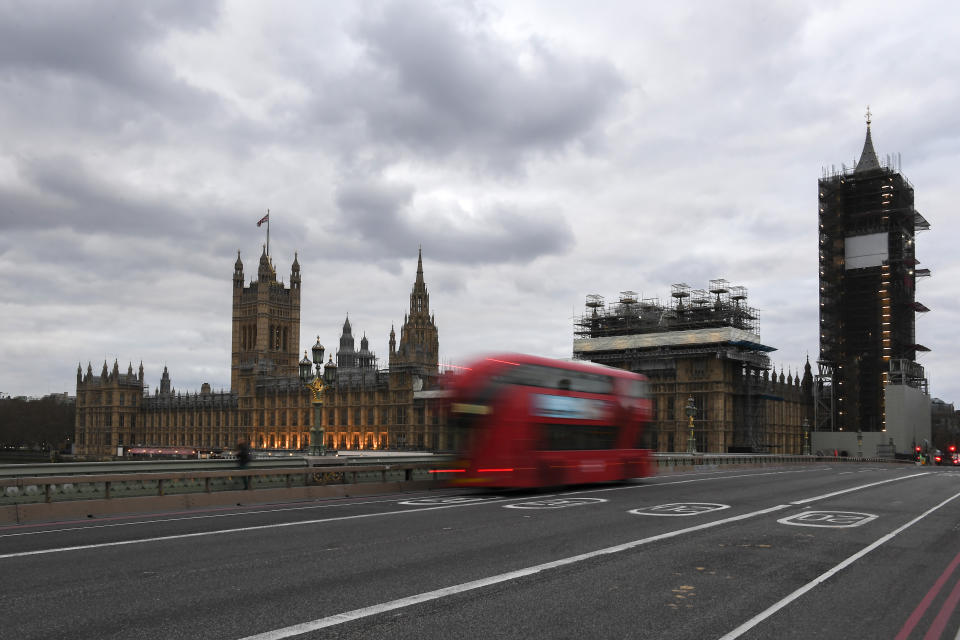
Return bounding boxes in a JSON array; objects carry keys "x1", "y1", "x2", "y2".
[
  {"x1": 390, "y1": 249, "x2": 439, "y2": 375},
  {"x1": 231, "y1": 247, "x2": 302, "y2": 393},
  {"x1": 817, "y1": 113, "x2": 929, "y2": 432}
]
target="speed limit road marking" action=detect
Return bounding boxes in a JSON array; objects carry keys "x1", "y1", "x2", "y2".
[
  {"x1": 629, "y1": 503, "x2": 731, "y2": 517},
  {"x1": 777, "y1": 511, "x2": 878, "y2": 528}
]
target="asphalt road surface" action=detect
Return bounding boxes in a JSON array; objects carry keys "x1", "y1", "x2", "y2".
[{"x1": 2, "y1": 463, "x2": 960, "y2": 639}]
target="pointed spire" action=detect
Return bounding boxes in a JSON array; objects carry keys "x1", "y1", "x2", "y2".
[
  {"x1": 416, "y1": 245, "x2": 424, "y2": 285},
  {"x1": 855, "y1": 106, "x2": 880, "y2": 173}
]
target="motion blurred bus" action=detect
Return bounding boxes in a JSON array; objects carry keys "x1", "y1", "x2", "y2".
[{"x1": 443, "y1": 354, "x2": 653, "y2": 488}]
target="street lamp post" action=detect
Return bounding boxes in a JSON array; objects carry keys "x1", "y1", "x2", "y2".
[
  {"x1": 802, "y1": 418, "x2": 811, "y2": 456},
  {"x1": 303, "y1": 338, "x2": 327, "y2": 456},
  {"x1": 685, "y1": 396, "x2": 697, "y2": 455},
  {"x1": 857, "y1": 428, "x2": 863, "y2": 458}
]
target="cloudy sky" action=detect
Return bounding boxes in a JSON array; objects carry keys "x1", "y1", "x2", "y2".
[{"x1": 1, "y1": 0, "x2": 957, "y2": 404}]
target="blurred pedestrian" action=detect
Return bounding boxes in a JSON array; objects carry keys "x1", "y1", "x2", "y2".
[{"x1": 237, "y1": 438, "x2": 251, "y2": 489}]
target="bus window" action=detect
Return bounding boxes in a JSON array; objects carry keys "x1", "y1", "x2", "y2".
[
  {"x1": 492, "y1": 364, "x2": 613, "y2": 394},
  {"x1": 625, "y1": 379, "x2": 648, "y2": 398},
  {"x1": 543, "y1": 424, "x2": 619, "y2": 450}
]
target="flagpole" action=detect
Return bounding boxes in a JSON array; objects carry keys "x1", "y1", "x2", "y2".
[{"x1": 266, "y1": 209, "x2": 270, "y2": 257}]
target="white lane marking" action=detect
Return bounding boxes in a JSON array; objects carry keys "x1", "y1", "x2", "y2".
[
  {"x1": 399, "y1": 496, "x2": 502, "y2": 506},
  {"x1": 570, "y1": 468, "x2": 826, "y2": 495},
  {"x1": 789, "y1": 473, "x2": 929, "y2": 504},
  {"x1": 0, "y1": 496, "x2": 550, "y2": 560},
  {"x1": 237, "y1": 503, "x2": 793, "y2": 640},
  {"x1": 0, "y1": 494, "x2": 448, "y2": 539},
  {"x1": 719, "y1": 489, "x2": 960, "y2": 640},
  {"x1": 1, "y1": 466, "x2": 907, "y2": 557},
  {"x1": 0, "y1": 468, "x2": 815, "y2": 540},
  {"x1": 777, "y1": 511, "x2": 878, "y2": 528},
  {"x1": 629, "y1": 503, "x2": 730, "y2": 517}
]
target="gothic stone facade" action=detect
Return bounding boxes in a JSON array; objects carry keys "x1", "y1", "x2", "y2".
[
  {"x1": 319, "y1": 251, "x2": 449, "y2": 451},
  {"x1": 74, "y1": 249, "x2": 445, "y2": 458},
  {"x1": 75, "y1": 249, "x2": 312, "y2": 457}
]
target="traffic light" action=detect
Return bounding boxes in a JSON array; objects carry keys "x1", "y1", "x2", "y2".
[
  {"x1": 949, "y1": 445, "x2": 957, "y2": 453},
  {"x1": 915, "y1": 446, "x2": 922, "y2": 453}
]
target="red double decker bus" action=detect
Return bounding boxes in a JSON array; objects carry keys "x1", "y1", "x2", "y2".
[{"x1": 444, "y1": 354, "x2": 653, "y2": 488}]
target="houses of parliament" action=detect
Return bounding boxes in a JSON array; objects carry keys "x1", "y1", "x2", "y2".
[{"x1": 73, "y1": 248, "x2": 444, "y2": 458}]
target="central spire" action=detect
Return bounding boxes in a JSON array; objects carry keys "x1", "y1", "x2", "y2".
[
  {"x1": 415, "y1": 245, "x2": 424, "y2": 287},
  {"x1": 855, "y1": 105, "x2": 880, "y2": 173}
]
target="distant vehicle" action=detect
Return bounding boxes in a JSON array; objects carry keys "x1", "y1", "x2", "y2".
[{"x1": 442, "y1": 353, "x2": 653, "y2": 488}]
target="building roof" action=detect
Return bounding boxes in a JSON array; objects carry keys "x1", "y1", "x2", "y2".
[
  {"x1": 855, "y1": 122, "x2": 881, "y2": 173},
  {"x1": 573, "y1": 326, "x2": 775, "y2": 354}
]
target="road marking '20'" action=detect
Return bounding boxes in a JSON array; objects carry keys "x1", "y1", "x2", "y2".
[
  {"x1": 505, "y1": 498, "x2": 607, "y2": 509},
  {"x1": 777, "y1": 511, "x2": 878, "y2": 528},
  {"x1": 629, "y1": 503, "x2": 731, "y2": 517}
]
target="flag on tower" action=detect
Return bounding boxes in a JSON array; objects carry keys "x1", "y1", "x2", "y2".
[{"x1": 257, "y1": 212, "x2": 269, "y2": 227}]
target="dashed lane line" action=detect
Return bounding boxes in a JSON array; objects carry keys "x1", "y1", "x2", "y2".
[
  {"x1": 236, "y1": 503, "x2": 794, "y2": 640},
  {"x1": 790, "y1": 472, "x2": 930, "y2": 505},
  {"x1": 1, "y1": 469, "x2": 925, "y2": 558},
  {"x1": 0, "y1": 495, "x2": 555, "y2": 560},
  {"x1": 235, "y1": 472, "x2": 932, "y2": 639}
]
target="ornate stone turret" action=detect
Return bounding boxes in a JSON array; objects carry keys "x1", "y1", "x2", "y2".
[
  {"x1": 159, "y1": 365, "x2": 171, "y2": 395},
  {"x1": 257, "y1": 246, "x2": 275, "y2": 283},
  {"x1": 337, "y1": 316, "x2": 357, "y2": 369},
  {"x1": 234, "y1": 250, "x2": 244, "y2": 289},
  {"x1": 291, "y1": 252, "x2": 301, "y2": 291},
  {"x1": 358, "y1": 334, "x2": 375, "y2": 369},
  {"x1": 801, "y1": 356, "x2": 813, "y2": 396}
]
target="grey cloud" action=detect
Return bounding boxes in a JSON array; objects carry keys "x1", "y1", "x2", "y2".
[
  {"x1": 0, "y1": 1, "x2": 217, "y2": 80},
  {"x1": 2, "y1": 154, "x2": 304, "y2": 250},
  {"x1": 332, "y1": 178, "x2": 574, "y2": 265},
  {"x1": 0, "y1": 2, "x2": 225, "y2": 134},
  {"x1": 330, "y1": 0, "x2": 625, "y2": 169}
]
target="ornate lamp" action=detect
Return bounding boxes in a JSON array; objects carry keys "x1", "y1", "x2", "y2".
[
  {"x1": 299, "y1": 351, "x2": 312, "y2": 382},
  {"x1": 685, "y1": 396, "x2": 697, "y2": 454},
  {"x1": 312, "y1": 337, "x2": 325, "y2": 377}
]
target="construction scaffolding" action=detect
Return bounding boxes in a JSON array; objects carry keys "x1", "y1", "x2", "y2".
[
  {"x1": 573, "y1": 281, "x2": 799, "y2": 454},
  {"x1": 575, "y1": 280, "x2": 760, "y2": 339},
  {"x1": 818, "y1": 152, "x2": 930, "y2": 433}
]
